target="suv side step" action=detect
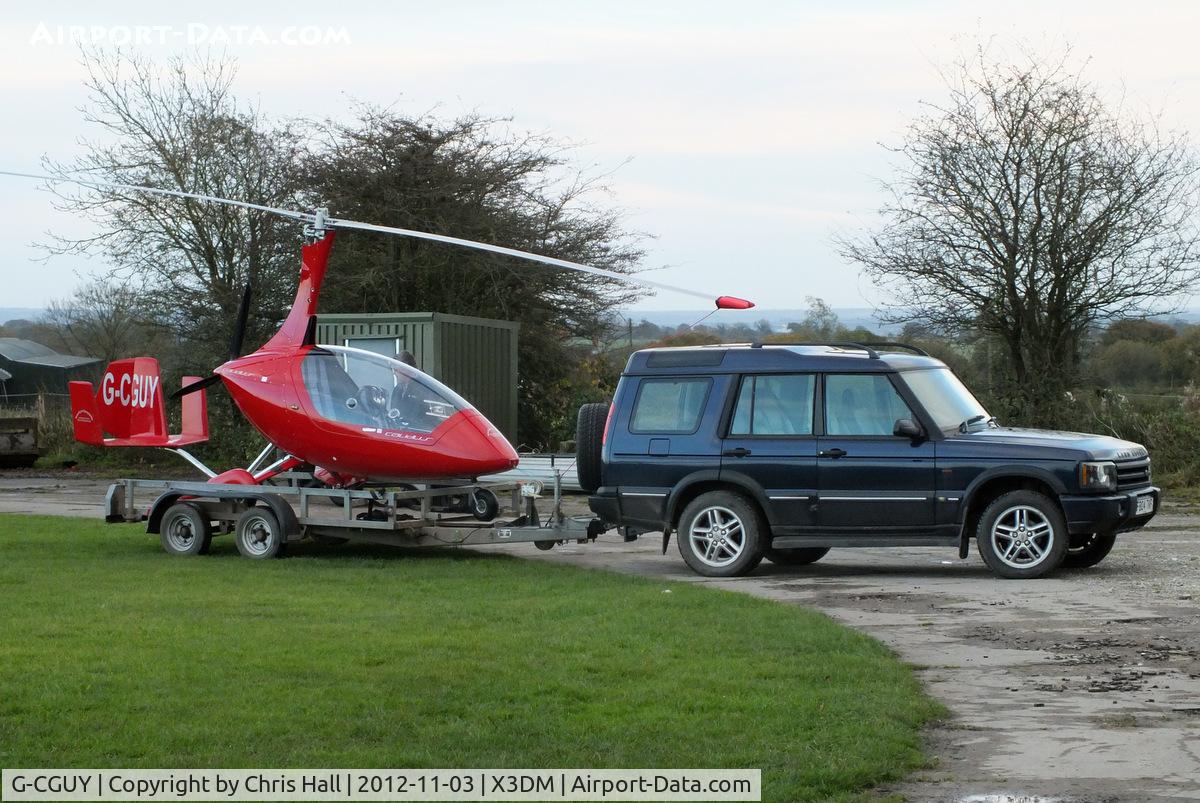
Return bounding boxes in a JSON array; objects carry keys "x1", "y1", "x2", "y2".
[{"x1": 771, "y1": 535, "x2": 960, "y2": 549}]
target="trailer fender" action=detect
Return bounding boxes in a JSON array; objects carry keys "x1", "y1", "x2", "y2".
[
  {"x1": 147, "y1": 492, "x2": 186, "y2": 533},
  {"x1": 260, "y1": 493, "x2": 302, "y2": 542}
]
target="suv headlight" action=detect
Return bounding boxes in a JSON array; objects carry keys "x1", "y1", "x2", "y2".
[{"x1": 1079, "y1": 461, "x2": 1118, "y2": 491}]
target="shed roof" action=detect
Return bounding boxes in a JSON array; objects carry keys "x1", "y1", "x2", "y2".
[
  {"x1": 0, "y1": 338, "x2": 100, "y2": 369},
  {"x1": 316, "y1": 311, "x2": 519, "y2": 331}
]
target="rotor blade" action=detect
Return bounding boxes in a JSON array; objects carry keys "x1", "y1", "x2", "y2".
[
  {"x1": 325, "y1": 216, "x2": 737, "y2": 305},
  {"x1": 1, "y1": 168, "x2": 755, "y2": 308},
  {"x1": 229, "y1": 283, "x2": 253, "y2": 360},
  {"x1": 171, "y1": 374, "x2": 222, "y2": 400},
  {"x1": 0, "y1": 169, "x2": 312, "y2": 223}
]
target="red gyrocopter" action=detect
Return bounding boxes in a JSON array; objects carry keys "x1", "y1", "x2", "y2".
[{"x1": 4, "y1": 171, "x2": 754, "y2": 508}]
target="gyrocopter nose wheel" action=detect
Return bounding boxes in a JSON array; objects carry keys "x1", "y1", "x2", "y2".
[{"x1": 470, "y1": 488, "x2": 500, "y2": 521}]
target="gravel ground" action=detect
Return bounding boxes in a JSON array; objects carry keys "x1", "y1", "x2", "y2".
[
  {"x1": 507, "y1": 506, "x2": 1200, "y2": 802},
  {"x1": 2, "y1": 472, "x2": 1198, "y2": 802}
]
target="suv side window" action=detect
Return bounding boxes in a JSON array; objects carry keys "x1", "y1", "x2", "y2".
[
  {"x1": 630, "y1": 377, "x2": 711, "y2": 434},
  {"x1": 730, "y1": 374, "x2": 815, "y2": 436},
  {"x1": 825, "y1": 374, "x2": 912, "y2": 436}
]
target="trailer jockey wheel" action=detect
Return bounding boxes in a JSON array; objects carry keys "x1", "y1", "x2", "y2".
[
  {"x1": 160, "y1": 503, "x2": 212, "y2": 556},
  {"x1": 471, "y1": 488, "x2": 500, "y2": 521},
  {"x1": 235, "y1": 507, "x2": 286, "y2": 559}
]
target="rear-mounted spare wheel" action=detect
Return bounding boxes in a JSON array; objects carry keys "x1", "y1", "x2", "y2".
[{"x1": 575, "y1": 402, "x2": 609, "y2": 493}]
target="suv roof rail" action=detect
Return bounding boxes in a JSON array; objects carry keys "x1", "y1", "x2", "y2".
[
  {"x1": 746, "y1": 340, "x2": 931, "y2": 359},
  {"x1": 868, "y1": 341, "x2": 930, "y2": 357},
  {"x1": 749, "y1": 340, "x2": 881, "y2": 358}
]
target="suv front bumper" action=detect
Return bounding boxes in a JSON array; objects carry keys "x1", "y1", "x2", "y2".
[{"x1": 1060, "y1": 486, "x2": 1160, "y2": 535}]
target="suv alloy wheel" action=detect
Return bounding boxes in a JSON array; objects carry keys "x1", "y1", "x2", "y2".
[
  {"x1": 976, "y1": 490, "x2": 1068, "y2": 579},
  {"x1": 677, "y1": 490, "x2": 765, "y2": 577}
]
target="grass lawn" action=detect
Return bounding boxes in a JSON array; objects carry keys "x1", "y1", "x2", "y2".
[{"x1": 0, "y1": 514, "x2": 940, "y2": 801}]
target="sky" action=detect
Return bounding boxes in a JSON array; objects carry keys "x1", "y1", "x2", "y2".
[{"x1": 2, "y1": 0, "x2": 1200, "y2": 315}]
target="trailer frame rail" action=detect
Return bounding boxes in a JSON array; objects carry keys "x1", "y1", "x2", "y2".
[{"x1": 105, "y1": 473, "x2": 604, "y2": 553}]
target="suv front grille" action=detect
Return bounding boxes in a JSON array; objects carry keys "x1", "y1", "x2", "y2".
[{"x1": 1115, "y1": 457, "x2": 1152, "y2": 490}]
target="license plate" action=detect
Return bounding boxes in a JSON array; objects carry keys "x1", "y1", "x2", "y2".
[{"x1": 1135, "y1": 495, "x2": 1155, "y2": 516}]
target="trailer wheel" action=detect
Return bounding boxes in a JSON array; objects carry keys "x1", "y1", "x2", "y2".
[
  {"x1": 160, "y1": 503, "x2": 212, "y2": 556},
  {"x1": 575, "y1": 402, "x2": 609, "y2": 493},
  {"x1": 235, "y1": 507, "x2": 286, "y2": 559},
  {"x1": 471, "y1": 489, "x2": 500, "y2": 520}
]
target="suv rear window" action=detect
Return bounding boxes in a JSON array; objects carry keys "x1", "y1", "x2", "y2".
[
  {"x1": 730, "y1": 374, "x2": 815, "y2": 436},
  {"x1": 630, "y1": 378, "x2": 711, "y2": 434}
]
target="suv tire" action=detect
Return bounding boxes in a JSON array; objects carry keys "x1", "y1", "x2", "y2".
[
  {"x1": 976, "y1": 490, "x2": 1068, "y2": 579},
  {"x1": 575, "y1": 402, "x2": 608, "y2": 493},
  {"x1": 1062, "y1": 532, "x2": 1117, "y2": 569},
  {"x1": 764, "y1": 546, "x2": 829, "y2": 566},
  {"x1": 677, "y1": 490, "x2": 765, "y2": 577}
]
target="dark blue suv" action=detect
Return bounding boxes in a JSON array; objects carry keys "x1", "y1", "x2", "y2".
[{"x1": 575, "y1": 342, "x2": 1159, "y2": 579}]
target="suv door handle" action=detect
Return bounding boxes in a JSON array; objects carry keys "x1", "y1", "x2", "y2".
[
  {"x1": 722, "y1": 447, "x2": 752, "y2": 458},
  {"x1": 819, "y1": 448, "x2": 847, "y2": 458}
]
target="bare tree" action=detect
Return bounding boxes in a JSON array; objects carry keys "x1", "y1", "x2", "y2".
[
  {"x1": 838, "y1": 48, "x2": 1200, "y2": 421},
  {"x1": 45, "y1": 278, "x2": 153, "y2": 364},
  {"x1": 40, "y1": 52, "x2": 648, "y2": 449},
  {"x1": 786, "y1": 297, "x2": 841, "y2": 339},
  {"x1": 42, "y1": 50, "x2": 304, "y2": 369},
  {"x1": 302, "y1": 108, "x2": 646, "y2": 447}
]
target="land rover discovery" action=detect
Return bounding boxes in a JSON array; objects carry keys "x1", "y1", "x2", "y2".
[{"x1": 575, "y1": 342, "x2": 1159, "y2": 579}]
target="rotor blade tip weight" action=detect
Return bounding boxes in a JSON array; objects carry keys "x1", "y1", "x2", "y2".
[{"x1": 716, "y1": 296, "x2": 755, "y2": 310}]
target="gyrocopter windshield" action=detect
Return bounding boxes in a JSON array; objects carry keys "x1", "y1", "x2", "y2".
[{"x1": 300, "y1": 346, "x2": 472, "y2": 433}]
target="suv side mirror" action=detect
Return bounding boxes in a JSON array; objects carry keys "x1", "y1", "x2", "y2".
[{"x1": 893, "y1": 418, "x2": 923, "y2": 440}]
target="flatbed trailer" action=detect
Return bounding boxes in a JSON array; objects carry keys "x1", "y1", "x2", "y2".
[{"x1": 104, "y1": 473, "x2": 605, "y2": 558}]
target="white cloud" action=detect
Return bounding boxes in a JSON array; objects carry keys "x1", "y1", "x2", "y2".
[{"x1": 3, "y1": 0, "x2": 1200, "y2": 309}]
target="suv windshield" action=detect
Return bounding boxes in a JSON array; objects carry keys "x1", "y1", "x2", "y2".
[{"x1": 900, "y1": 368, "x2": 992, "y2": 432}]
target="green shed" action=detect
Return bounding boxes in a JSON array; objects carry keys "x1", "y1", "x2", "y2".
[{"x1": 315, "y1": 312, "x2": 520, "y2": 442}]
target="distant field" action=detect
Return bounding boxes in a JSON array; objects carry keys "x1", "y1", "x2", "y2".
[
  {"x1": 0, "y1": 308, "x2": 46, "y2": 325},
  {"x1": 0, "y1": 515, "x2": 939, "y2": 801}
]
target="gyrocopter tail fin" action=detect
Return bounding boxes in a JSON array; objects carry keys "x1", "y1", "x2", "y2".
[{"x1": 68, "y1": 357, "x2": 208, "y2": 447}]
